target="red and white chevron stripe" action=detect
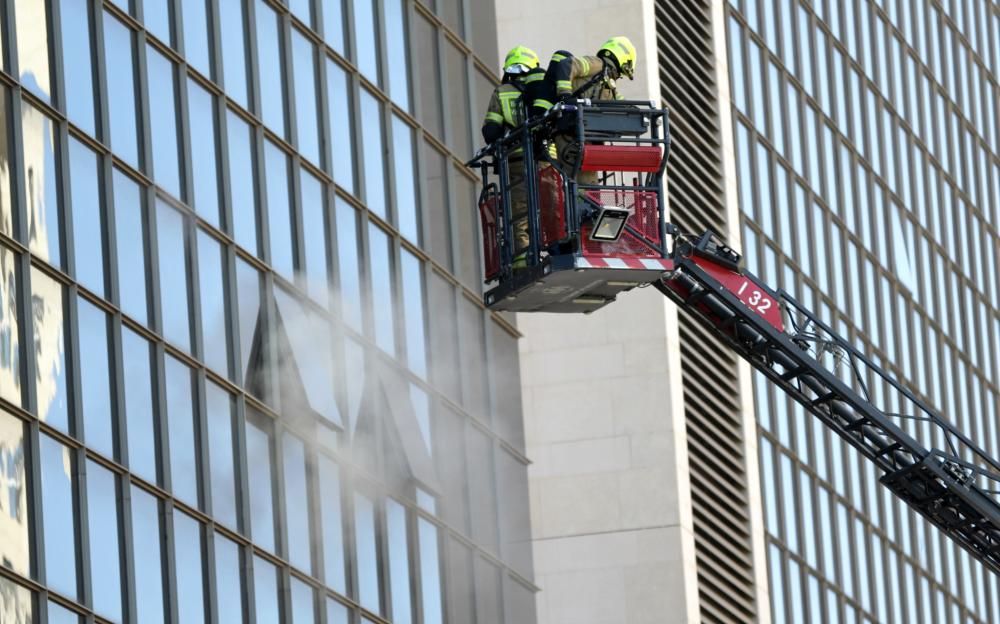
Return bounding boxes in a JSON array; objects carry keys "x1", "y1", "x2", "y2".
[{"x1": 575, "y1": 256, "x2": 675, "y2": 271}]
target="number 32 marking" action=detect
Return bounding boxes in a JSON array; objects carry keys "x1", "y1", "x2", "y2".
[{"x1": 736, "y1": 280, "x2": 772, "y2": 314}]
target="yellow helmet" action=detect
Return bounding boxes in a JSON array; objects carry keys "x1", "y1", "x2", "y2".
[
  {"x1": 503, "y1": 45, "x2": 540, "y2": 75},
  {"x1": 598, "y1": 36, "x2": 637, "y2": 79}
]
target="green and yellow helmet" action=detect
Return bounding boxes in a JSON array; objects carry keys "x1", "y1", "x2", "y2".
[
  {"x1": 503, "y1": 45, "x2": 540, "y2": 75},
  {"x1": 598, "y1": 36, "x2": 637, "y2": 79}
]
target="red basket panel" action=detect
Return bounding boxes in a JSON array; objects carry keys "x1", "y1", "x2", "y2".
[
  {"x1": 581, "y1": 189, "x2": 661, "y2": 258},
  {"x1": 580, "y1": 145, "x2": 662, "y2": 172},
  {"x1": 478, "y1": 195, "x2": 500, "y2": 281},
  {"x1": 538, "y1": 165, "x2": 567, "y2": 247}
]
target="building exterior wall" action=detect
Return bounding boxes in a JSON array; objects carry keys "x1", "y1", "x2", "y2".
[
  {"x1": 0, "y1": 0, "x2": 535, "y2": 623},
  {"x1": 495, "y1": 3, "x2": 703, "y2": 623},
  {"x1": 726, "y1": 0, "x2": 1000, "y2": 622}
]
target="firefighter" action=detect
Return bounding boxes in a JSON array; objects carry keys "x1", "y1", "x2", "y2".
[{"x1": 482, "y1": 46, "x2": 545, "y2": 267}]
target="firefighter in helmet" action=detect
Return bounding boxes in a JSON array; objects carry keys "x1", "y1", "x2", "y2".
[{"x1": 482, "y1": 46, "x2": 545, "y2": 267}]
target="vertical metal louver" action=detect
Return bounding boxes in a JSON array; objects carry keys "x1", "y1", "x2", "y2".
[{"x1": 655, "y1": 1, "x2": 758, "y2": 622}]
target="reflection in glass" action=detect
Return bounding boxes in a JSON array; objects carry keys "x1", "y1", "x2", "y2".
[
  {"x1": 386, "y1": 499, "x2": 412, "y2": 624},
  {"x1": 226, "y1": 111, "x2": 258, "y2": 255},
  {"x1": 335, "y1": 201, "x2": 361, "y2": 329},
  {"x1": 188, "y1": 79, "x2": 221, "y2": 227},
  {"x1": 147, "y1": 45, "x2": 182, "y2": 198},
  {"x1": 384, "y1": 0, "x2": 409, "y2": 109},
  {"x1": 214, "y1": 534, "x2": 245, "y2": 624},
  {"x1": 197, "y1": 230, "x2": 229, "y2": 376},
  {"x1": 401, "y1": 251, "x2": 426, "y2": 377},
  {"x1": 15, "y1": 0, "x2": 51, "y2": 99},
  {"x1": 78, "y1": 298, "x2": 113, "y2": 458},
  {"x1": 103, "y1": 13, "x2": 140, "y2": 167},
  {"x1": 344, "y1": 338, "x2": 364, "y2": 432},
  {"x1": 235, "y1": 259, "x2": 261, "y2": 383},
  {"x1": 300, "y1": 170, "x2": 328, "y2": 306},
  {"x1": 32, "y1": 268, "x2": 67, "y2": 430},
  {"x1": 123, "y1": 328, "x2": 156, "y2": 482},
  {"x1": 173, "y1": 510, "x2": 207, "y2": 624},
  {"x1": 292, "y1": 31, "x2": 320, "y2": 164},
  {"x1": 0, "y1": 410, "x2": 28, "y2": 575},
  {"x1": 59, "y1": 0, "x2": 96, "y2": 133},
  {"x1": 0, "y1": 576, "x2": 32, "y2": 622},
  {"x1": 69, "y1": 139, "x2": 105, "y2": 296},
  {"x1": 87, "y1": 461, "x2": 122, "y2": 622},
  {"x1": 22, "y1": 103, "x2": 61, "y2": 266},
  {"x1": 256, "y1": 1, "x2": 287, "y2": 136},
  {"x1": 143, "y1": 0, "x2": 170, "y2": 43},
  {"x1": 253, "y1": 556, "x2": 281, "y2": 622},
  {"x1": 182, "y1": 0, "x2": 211, "y2": 76},
  {"x1": 0, "y1": 248, "x2": 19, "y2": 406},
  {"x1": 274, "y1": 289, "x2": 338, "y2": 424},
  {"x1": 326, "y1": 599, "x2": 349, "y2": 624},
  {"x1": 352, "y1": 0, "x2": 379, "y2": 83},
  {"x1": 419, "y1": 518, "x2": 443, "y2": 624},
  {"x1": 246, "y1": 418, "x2": 276, "y2": 552},
  {"x1": 392, "y1": 116, "x2": 418, "y2": 242},
  {"x1": 265, "y1": 141, "x2": 294, "y2": 280},
  {"x1": 325, "y1": 62, "x2": 355, "y2": 193},
  {"x1": 354, "y1": 492, "x2": 380, "y2": 613},
  {"x1": 156, "y1": 200, "x2": 191, "y2": 352},
  {"x1": 165, "y1": 355, "x2": 198, "y2": 505},
  {"x1": 291, "y1": 577, "x2": 316, "y2": 623},
  {"x1": 368, "y1": 224, "x2": 395, "y2": 354},
  {"x1": 219, "y1": 0, "x2": 249, "y2": 107},
  {"x1": 207, "y1": 382, "x2": 238, "y2": 527},
  {"x1": 113, "y1": 170, "x2": 148, "y2": 324},
  {"x1": 40, "y1": 435, "x2": 76, "y2": 597},
  {"x1": 322, "y1": 0, "x2": 345, "y2": 53},
  {"x1": 359, "y1": 91, "x2": 385, "y2": 216},
  {"x1": 318, "y1": 456, "x2": 346, "y2": 592},
  {"x1": 283, "y1": 433, "x2": 311, "y2": 570},
  {"x1": 48, "y1": 601, "x2": 81, "y2": 624},
  {"x1": 131, "y1": 485, "x2": 165, "y2": 624}
]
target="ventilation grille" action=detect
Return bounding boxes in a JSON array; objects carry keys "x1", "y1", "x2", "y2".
[{"x1": 655, "y1": 1, "x2": 758, "y2": 622}]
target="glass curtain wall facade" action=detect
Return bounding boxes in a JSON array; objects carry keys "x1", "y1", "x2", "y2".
[
  {"x1": 726, "y1": 0, "x2": 1000, "y2": 622},
  {"x1": 0, "y1": 0, "x2": 535, "y2": 623}
]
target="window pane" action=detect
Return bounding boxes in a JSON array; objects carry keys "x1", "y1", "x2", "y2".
[
  {"x1": 335, "y1": 201, "x2": 361, "y2": 329},
  {"x1": 197, "y1": 230, "x2": 229, "y2": 376},
  {"x1": 327, "y1": 599, "x2": 349, "y2": 623},
  {"x1": 0, "y1": 410, "x2": 29, "y2": 576},
  {"x1": 322, "y1": 0, "x2": 345, "y2": 53},
  {"x1": 291, "y1": 577, "x2": 316, "y2": 623},
  {"x1": 40, "y1": 434, "x2": 77, "y2": 597},
  {"x1": 325, "y1": 61, "x2": 355, "y2": 193},
  {"x1": 156, "y1": 200, "x2": 191, "y2": 352},
  {"x1": 226, "y1": 110, "x2": 258, "y2": 254},
  {"x1": 252, "y1": 556, "x2": 281, "y2": 622},
  {"x1": 354, "y1": 491, "x2": 380, "y2": 613},
  {"x1": 384, "y1": 0, "x2": 409, "y2": 109},
  {"x1": 103, "y1": 13, "x2": 140, "y2": 166},
  {"x1": 182, "y1": 0, "x2": 211, "y2": 76},
  {"x1": 48, "y1": 601, "x2": 81, "y2": 624},
  {"x1": 401, "y1": 250, "x2": 426, "y2": 378},
  {"x1": 173, "y1": 510, "x2": 207, "y2": 624},
  {"x1": 113, "y1": 170, "x2": 148, "y2": 324},
  {"x1": 300, "y1": 169, "x2": 328, "y2": 306},
  {"x1": 147, "y1": 45, "x2": 182, "y2": 198},
  {"x1": 214, "y1": 535, "x2": 245, "y2": 624},
  {"x1": 273, "y1": 288, "x2": 338, "y2": 423},
  {"x1": 283, "y1": 433, "x2": 311, "y2": 570},
  {"x1": 235, "y1": 258, "x2": 262, "y2": 383},
  {"x1": 443, "y1": 42, "x2": 470, "y2": 156},
  {"x1": 143, "y1": 0, "x2": 171, "y2": 43},
  {"x1": 386, "y1": 499, "x2": 412, "y2": 624},
  {"x1": 131, "y1": 486, "x2": 165, "y2": 624},
  {"x1": 69, "y1": 138, "x2": 105, "y2": 296},
  {"x1": 318, "y1": 456, "x2": 346, "y2": 592},
  {"x1": 292, "y1": 30, "x2": 320, "y2": 164},
  {"x1": 123, "y1": 328, "x2": 156, "y2": 482},
  {"x1": 413, "y1": 14, "x2": 441, "y2": 138},
  {"x1": 59, "y1": 0, "x2": 96, "y2": 133},
  {"x1": 256, "y1": 0, "x2": 286, "y2": 136},
  {"x1": 22, "y1": 106, "x2": 60, "y2": 267},
  {"x1": 289, "y1": 0, "x2": 311, "y2": 23},
  {"x1": 15, "y1": 0, "x2": 51, "y2": 100},
  {"x1": 87, "y1": 461, "x2": 122, "y2": 621},
  {"x1": 392, "y1": 116, "x2": 418, "y2": 242},
  {"x1": 188, "y1": 79, "x2": 221, "y2": 226},
  {"x1": 418, "y1": 518, "x2": 443, "y2": 624},
  {"x1": 207, "y1": 382, "x2": 238, "y2": 527},
  {"x1": 0, "y1": 247, "x2": 20, "y2": 406},
  {"x1": 264, "y1": 141, "x2": 294, "y2": 279},
  {"x1": 359, "y1": 90, "x2": 385, "y2": 216},
  {"x1": 165, "y1": 355, "x2": 198, "y2": 505},
  {"x1": 0, "y1": 576, "x2": 33, "y2": 622},
  {"x1": 246, "y1": 417, "x2": 276, "y2": 552},
  {"x1": 368, "y1": 224, "x2": 395, "y2": 354},
  {"x1": 32, "y1": 267, "x2": 68, "y2": 431},
  {"x1": 78, "y1": 298, "x2": 113, "y2": 457},
  {"x1": 352, "y1": 0, "x2": 378, "y2": 83},
  {"x1": 219, "y1": 0, "x2": 249, "y2": 107}
]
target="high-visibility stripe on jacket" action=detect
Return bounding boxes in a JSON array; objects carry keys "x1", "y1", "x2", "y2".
[{"x1": 551, "y1": 54, "x2": 623, "y2": 101}]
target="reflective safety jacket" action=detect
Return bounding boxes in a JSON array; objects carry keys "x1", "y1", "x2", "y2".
[
  {"x1": 550, "y1": 54, "x2": 623, "y2": 102},
  {"x1": 482, "y1": 69, "x2": 546, "y2": 144}
]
